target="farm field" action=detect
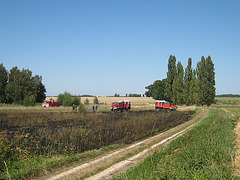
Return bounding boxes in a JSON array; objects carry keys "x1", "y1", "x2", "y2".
[
  {"x1": 0, "y1": 106, "x2": 195, "y2": 179},
  {"x1": 0, "y1": 97, "x2": 239, "y2": 179},
  {"x1": 45, "y1": 96, "x2": 156, "y2": 106}
]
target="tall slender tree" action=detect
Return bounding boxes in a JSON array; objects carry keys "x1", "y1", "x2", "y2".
[
  {"x1": 189, "y1": 69, "x2": 198, "y2": 105},
  {"x1": 0, "y1": 63, "x2": 8, "y2": 103},
  {"x1": 172, "y1": 61, "x2": 184, "y2": 104},
  {"x1": 183, "y1": 58, "x2": 193, "y2": 105},
  {"x1": 164, "y1": 55, "x2": 177, "y2": 102},
  {"x1": 205, "y1": 56, "x2": 216, "y2": 106},
  {"x1": 196, "y1": 56, "x2": 215, "y2": 106},
  {"x1": 196, "y1": 56, "x2": 206, "y2": 106}
]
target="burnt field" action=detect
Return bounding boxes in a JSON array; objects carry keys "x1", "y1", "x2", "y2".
[{"x1": 0, "y1": 109, "x2": 195, "y2": 162}]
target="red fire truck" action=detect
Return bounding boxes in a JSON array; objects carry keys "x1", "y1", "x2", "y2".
[
  {"x1": 110, "y1": 100, "x2": 131, "y2": 111},
  {"x1": 155, "y1": 100, "x2": 177, "y2": 111},
  {"x1": 42, "y1": 100, "x2": 61, "y2": 107}
]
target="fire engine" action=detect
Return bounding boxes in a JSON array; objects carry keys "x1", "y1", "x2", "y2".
[
  {"x1": 42, "y1": 100, "x2": 61, "y2": 107},
  {"x1": 110, "y1": 100, "x2": 131, "y2": 111},
  {"x1": 155, "y1": 100, "x2": 177, "y2": 111}
]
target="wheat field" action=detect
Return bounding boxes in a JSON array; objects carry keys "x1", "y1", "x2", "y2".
[{"x1": 46, "y1": 96, "x2": 155, "y2": 105}]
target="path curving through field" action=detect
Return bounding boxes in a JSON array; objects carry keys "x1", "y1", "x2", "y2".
[{"x1": 46, "y1": 108, "x2": 208, "y2": 180}]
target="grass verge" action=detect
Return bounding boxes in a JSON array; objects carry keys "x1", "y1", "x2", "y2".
[
  {"x1": 115, "y1": 108, "x2": 238, "y2": 179},
  {"x1": 0, "y1": 144, "x2": 120, "y2": 180}
]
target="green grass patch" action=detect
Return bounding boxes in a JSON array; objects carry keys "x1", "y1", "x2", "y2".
[
  {"x1": 0, "y1": 144, "x2": 120, "y2": 179},
  {"x1": 215, "y1": 97, "x2": 240, "y2": 105},
  {"x1": 116, "y1": 109, "x2": 238, "y2": 179}
]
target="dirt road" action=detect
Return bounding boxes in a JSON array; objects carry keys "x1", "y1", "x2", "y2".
[{"x1": 46, "y1": 108, "x2": 208, "y2": 180}]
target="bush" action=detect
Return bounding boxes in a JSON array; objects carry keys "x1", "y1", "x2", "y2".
[
  {"x1": 57, "y1": 94, "x2": 65, "y2": 105},
  {"x1": 23, "y1": 95, "x2": 35, "y2": 107},
  {"x1": 63, "y1": 94, "x2": 72, "y2": 107},
  {"x1": 57, "y1": 92, "x2": 73, "y2": 107},
  {"x1": 78, "y1": 104, "x2": 86, "y2": 114},
  {"x1": 84, "y1": 98, "x2": 89, "y2": 105},
  {"x1": 93, "y1": 97, "x2": 99, "y2": 104}
]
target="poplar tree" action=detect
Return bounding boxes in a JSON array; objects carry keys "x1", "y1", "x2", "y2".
[
  {"x1": 196, "y1": 56, "x2": 206, "y2": 106},
  {"x1": 164, "y1": 55, "x2": 177, "y2": 102},
  {"x1": 205, "y1": 56, "x2": 216, "y2": 106},
  {"x1": 189, "y1": 69, "x2": 198, "y2": 105},
  {"x1": 172, "y1": 61, "x2": 184, "y2": 104},
  {"x1": 196, "y1": 56, "x2": 215, "y2": 106},
  {"x1": 183, "y1": 58, "x2": 193, "y2": 105}
]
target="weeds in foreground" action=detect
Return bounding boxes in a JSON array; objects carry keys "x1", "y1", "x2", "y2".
[{"x1": 116, "y1": 109, "x2": 238, "y2": 179}]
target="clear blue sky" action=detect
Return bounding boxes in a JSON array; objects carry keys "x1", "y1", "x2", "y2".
[{"x1": 1, "y1": 0, "x2": 239, "y2": 96}]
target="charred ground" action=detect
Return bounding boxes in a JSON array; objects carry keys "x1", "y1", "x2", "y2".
[{"x1": 0, "y1": 109, "x2": 194, "y2": 163}]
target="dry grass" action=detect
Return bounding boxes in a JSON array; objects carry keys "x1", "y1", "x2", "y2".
[{"x1": 46, "y1": 96, "x2": 155, "y2": 105}]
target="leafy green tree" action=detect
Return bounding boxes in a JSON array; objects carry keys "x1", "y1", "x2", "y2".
[
  {"x1": 205, "y1": 56, "x2": 216, "y2": 106},
  {"x1": 5, "y1": 66, "x2": 46, "y2": 104},
  {"x1": 0, "y1": 63, "x2": 8, "y2": 103},
  {"x1": 145, "y1": 84, "x2": 154, "y2": 97},
  {"x1": 57, "y1": 92, "x2": 73, "y2": 107},
  {"x1": 72, "y1": 97, "x2": 81, "y2": 106},
  {"x1": 196, "y1": 56, "x2": 207, "y2": 106},
  {"x1": 57, "y1": 93, "x2": 65, "y2": 105},
  {"x1": 21, "y1": 69, "x2": 33, "y2": 100},
  {"x1": 93, "y1": 97, "x2": 99, "y2": 104},
  {"x1": 172, "y1": 61, "x2": 184, "y2": 104},
  {"x1": 5, "y1": 67, "x2": 22, "y2": 103},
  {"x1": 84, "y1": 98, "x2": 89, "y2": 105},
  {"x1": 164, "y1": 55, "x2": 177, "y2": 102},
  {"x1": 196, "y1": 56, "x2": 215, "y2": 106},
  {"x1": 145, "y1": 79, "x2": 166, "y2": 100},
  {"x1": 32, "y1": 75, "x2": 46, "y2": 103},
  {"x1": 188, "y1": 69, "x2": 198, "y2": 105},
  {"x1": 23, "y1": 95, "x2": 36, "y2": 106},
  {"x1": 183, "y1": 58, "x2": 194, "y2": 105},
  {"x1": 63, "y1": 93, "x2": 72, "y2": 106},
  {"x1": 153, "y1": 79, "x2": 166, "y2": 100}
]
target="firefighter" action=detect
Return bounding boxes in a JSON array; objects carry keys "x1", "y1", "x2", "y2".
[{"x1": 92, "y1": 105, "x2": 95, "y2": 112}]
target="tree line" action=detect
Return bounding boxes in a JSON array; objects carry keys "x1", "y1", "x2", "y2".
[
  {"x1": 0, "y1": 64, "x2": 46, "y2": 105},
  {"x1": 145, "y1": 55, "x2": 215, "y2": 106},
  {"x1": 216, "y1": 94, "x2": 240, "y2": 97}
]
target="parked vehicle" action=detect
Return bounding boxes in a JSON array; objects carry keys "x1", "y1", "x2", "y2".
[
  {"x1": 42, "y1": 100, "x2": 61, "y2": 107},
  {"x1": 110, "y1": 100, "x2": 131, "y2": 111},
  {"x1": 155, "y1": 100, "x2": 177, "y2": 111}
]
